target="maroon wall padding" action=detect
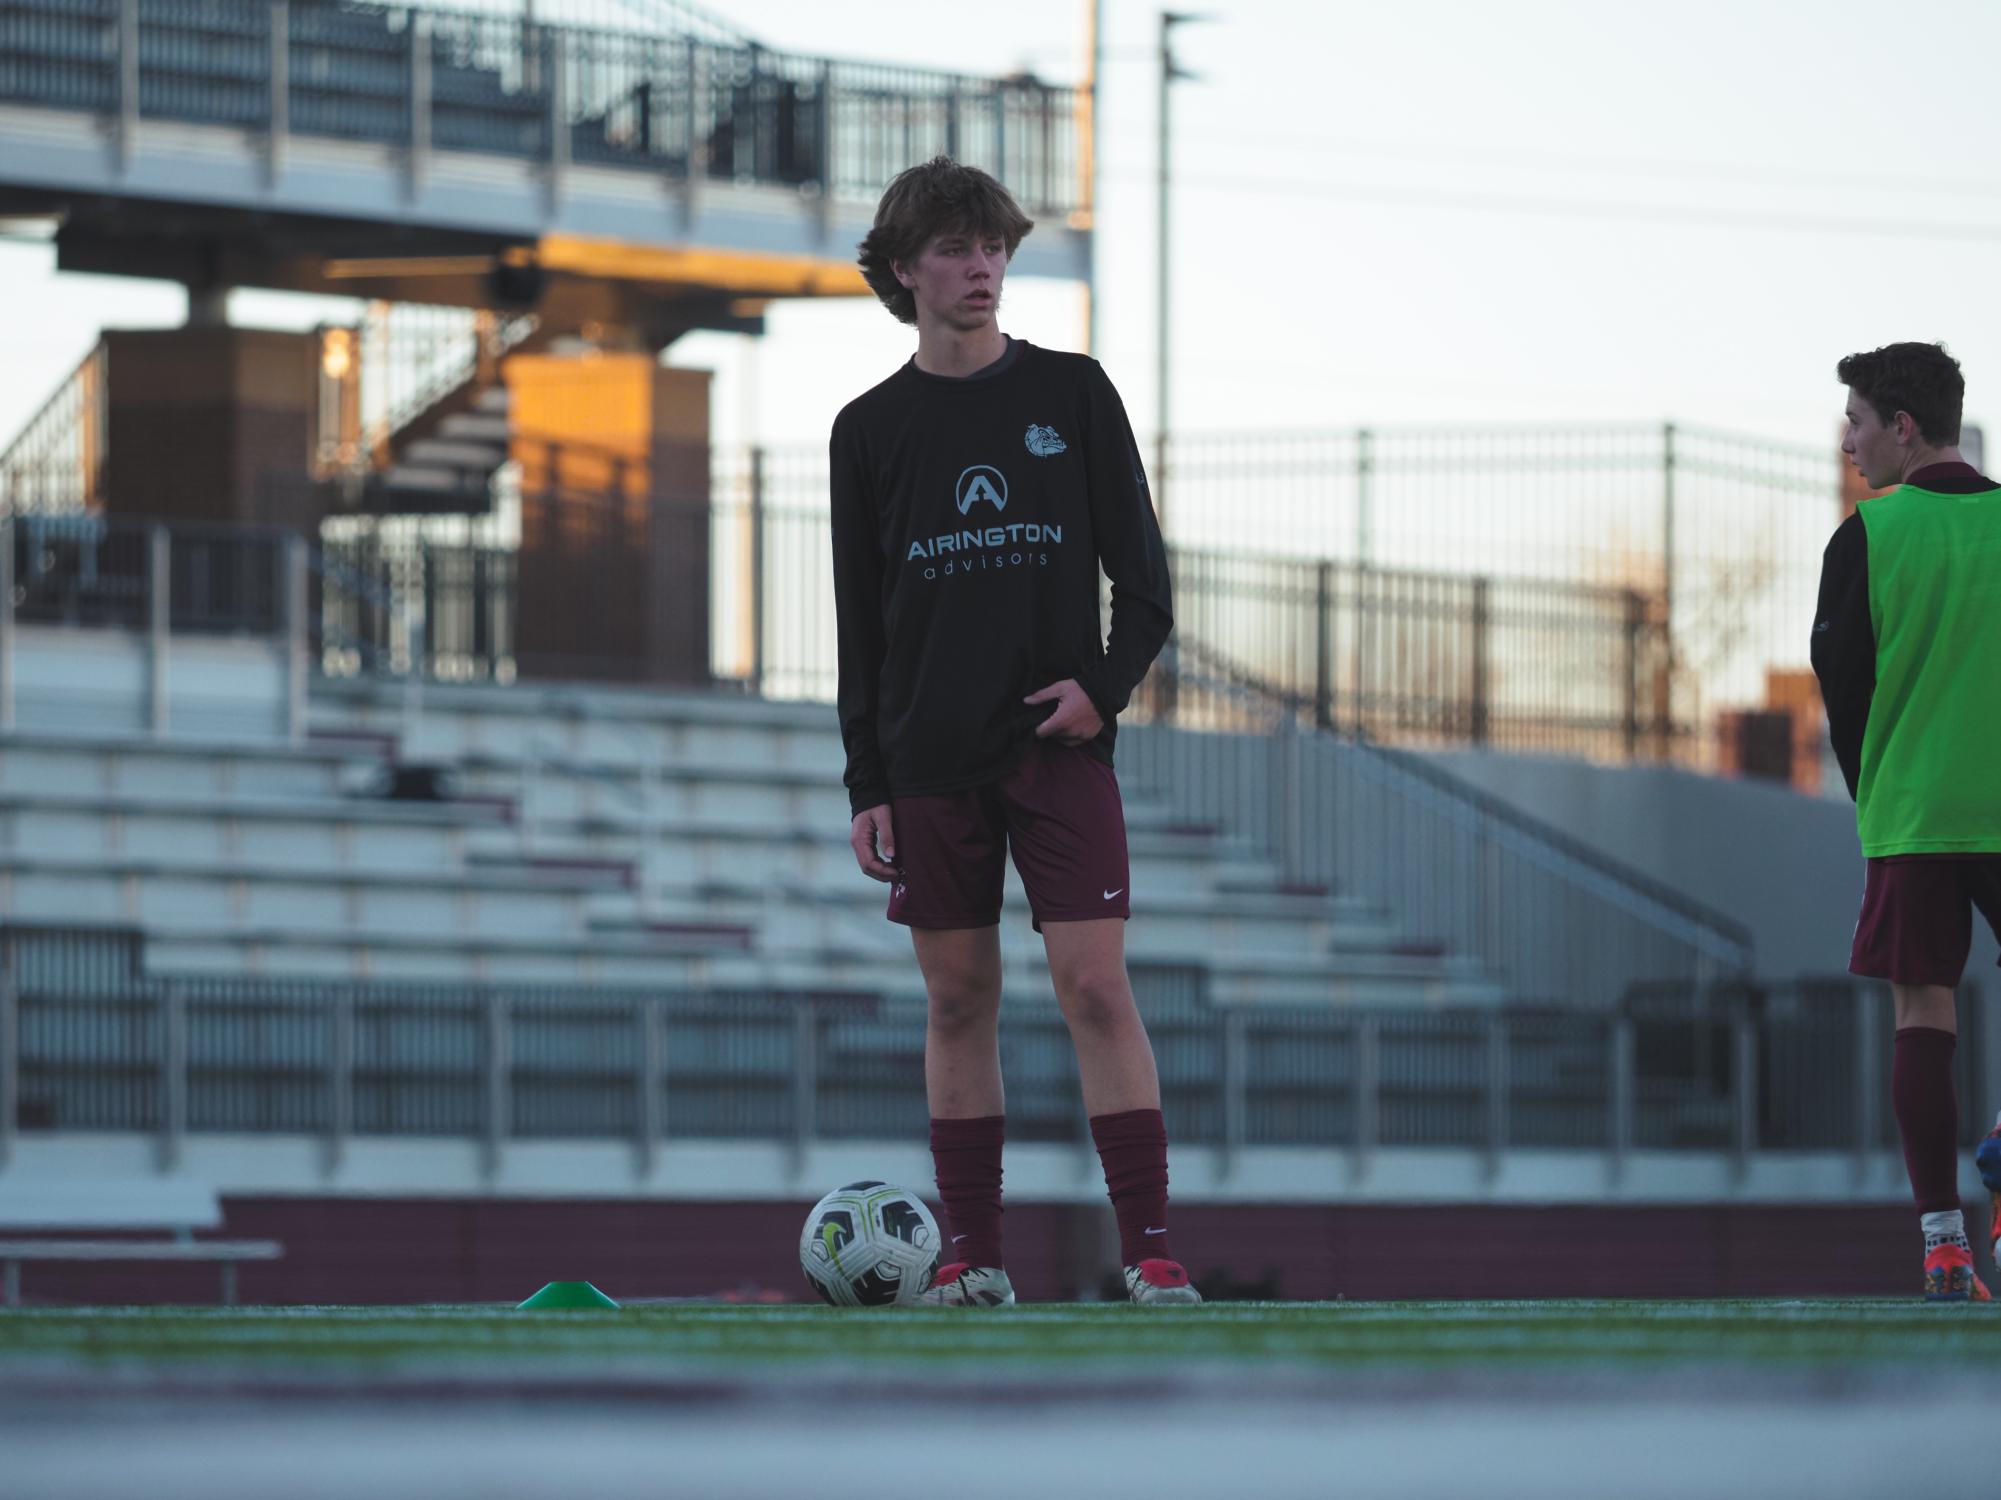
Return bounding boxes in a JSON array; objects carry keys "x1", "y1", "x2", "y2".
[{"x1": 10, "y1": 1197, "x2": 1941, "y2": 1307}]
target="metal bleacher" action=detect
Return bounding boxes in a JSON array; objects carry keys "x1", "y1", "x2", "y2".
[
  {"x1": 0, "y1": 0, "x2": 1091, "y2": 281},
  {"x1": 5, "y1": 515, "x2": 1958, "y2": 1207},
  {"x1": 0, "y1": 682, "x2": 1507, "y2": 1006}
]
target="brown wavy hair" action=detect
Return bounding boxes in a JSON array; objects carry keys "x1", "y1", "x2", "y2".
[
  {"x1": 1837, "y1": 341, "x2": 1965, "y2": 444},
  {"x1": 858, "y1": 157, "x2": 1034, "y2": 325}
]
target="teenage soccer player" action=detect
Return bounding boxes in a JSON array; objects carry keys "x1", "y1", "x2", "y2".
[
  {"x1": 1812, "y1": 341, "x2": 2001, "y2": 1302},
  {"x1": 830, "y1": 157, "x2": 1199, "y2": 1307}
]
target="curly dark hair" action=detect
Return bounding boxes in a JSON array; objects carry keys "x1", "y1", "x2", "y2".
[
  {"x1": 857, "y1": 157, "x2": 1034, "y2": 325},
  {"x1": 1836, "y1": 341, "x2": 1965, "y2": 444}
]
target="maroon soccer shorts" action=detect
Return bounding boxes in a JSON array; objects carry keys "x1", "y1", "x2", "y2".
[
  {"x1": 885, "y1": 742, "x2": 1132, "y2": 931},
  {"x1": 1849, "y1": 855, "x2": 2001, "y2": 987}
]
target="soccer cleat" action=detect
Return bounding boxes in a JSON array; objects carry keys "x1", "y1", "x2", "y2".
[
  {"x1": 1923, "y1": 1241, "x2": 1991, "y2": 1303},
  {"x1": 1977, "y1": 1112, "x2": 2001, "y2": 1264},
  {"x1": 917, "y1": 1262, "x2": 1015, "y2": 1307},
  {"x1": 1123, "y1": 1258, "x2": 1203, "y2": 1306}
]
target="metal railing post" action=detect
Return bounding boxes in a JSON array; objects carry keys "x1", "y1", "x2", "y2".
[
  {"x1": 1484, "y1": 1012, "x2": 1508, "y2": 1180},
  {"x1": 482, "y1": 992, "x2": 509, "y2": 1183},
  {"x1": 1220, "y1": 1009, "x2": 1246, "y2": 1179},
  {"x1": 116, "y1": 0, "x2": 140, "y2": 175},
  {"x1": 402, "y1": 613, "x2": 426, "y2": 745},
  {"x1": 1469, "y1": 575, "x2": 1491, "y2": 745},
  {"x1": 1854, "y1": 983, "x2": 1882, "y2": 1180},
  {"x1": 1352, "y1": 1016, "x2": 1379, "y2": 1183},
  {"x1": 285, "y1": 535, "x2": 309, "y2": 745},
  {"x1": 1608, "y1": 1013, "x2": 1634, "y2": 1187},
  {"x1": 636, "y1": 997, "x2": 663, "y2": 1179},
  {"x1": 1352, "y1": 427, "x2": 1373, "y2": 735},
  {"x1": 1276, "y1": 725, "x2": 1306, "y2": 887},
  {"x1": 1313, "y1": 560, "x2": 1334, "y2": 731},
  {"x1": 680, "y1": 35, "x2": 705, "y2": 230},
  {"x1": 268, "y1": 1, "x2": 290, "y2": 187},
  {"x1": 325, "y1": 991, "x2": 353, "y2": 1179},
  {"x1": 1971, "y1": 982, "x2": 1999, "y2": 1152},
  {"x1": 1660, "y1": 420, "x2": 1677, "y2": 757},
  {"x1": 1731, "y1": 1003, "x2": 1757, "y2": 1177},
  {"x1": 148, "y1": 526, "x2": 170, "y2": 737},
  {"x1": 545, "y1": 30, "x2": 568, "y2": 209},
  {"x1": 791, "y1": 1003, "x2": 818, "y2": 1178},
  {"x1": 0, "y1": 942, "x2": 17, "y2": 1174},
  {"x1": 158, "y1": 984, "x2": 186, "y2": 1174},
  {"x1": 407, "y1": 13, "x2": 431, "y2": 200},
  {"x1": 748, "y1": 447, "x2": 766, "y2": 696},
  {"x1": 0, "y1": 516, "x2": 14, "y2": 733},
  {"x1": 814, "y1": 59, "x2": 835, "y2": 242},
  {"x1": 1623, "y1": 589, "x2": 1644, "y2": 762}
]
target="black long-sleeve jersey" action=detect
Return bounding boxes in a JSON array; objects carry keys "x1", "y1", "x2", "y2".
[{"x1": 830, "y1": 340, "x2": 1173, "y2": 815}]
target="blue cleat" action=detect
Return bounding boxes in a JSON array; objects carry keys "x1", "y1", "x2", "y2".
[
  {"x1": 1977, "y1": 1112, "x2": 2001, "y2": 1194},
  {"x1": 1979, "y1": 1112, "x2": 2001, "y2": 1266}
]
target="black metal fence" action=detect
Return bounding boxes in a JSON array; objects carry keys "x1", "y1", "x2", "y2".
[
  {"x1": 4, "y1": 927, "x2": 1987, "y2": 1161},
  {"x1": 7, "y1": 513, "x2": 289, "y2": 636},
  {"x1": 310, "y1": 492, "x2": 1686, "y2": 759}
]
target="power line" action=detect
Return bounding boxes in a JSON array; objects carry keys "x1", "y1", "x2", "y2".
[
  {"x1": 1100, "y1": 122, "x2": 2001, "y2": 203},
  {"x1": 1098, "y1": 164, "x2": 2001, "y2": 243}
]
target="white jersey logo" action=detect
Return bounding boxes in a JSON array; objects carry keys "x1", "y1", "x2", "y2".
[
  {"x1": 955, "y1": 465, "x2": 1009, "y2": 515},
  {"x1": 1024, "y1": 424, "x2": 1067, "y2": 457}
]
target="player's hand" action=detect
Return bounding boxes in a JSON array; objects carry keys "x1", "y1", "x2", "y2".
[
  {"x1": 1025, "y1": 679, "x2": 1103, "y2": 743},
  {"x1": 850, "y1": 804, "x2": 899, "y2": 882}
]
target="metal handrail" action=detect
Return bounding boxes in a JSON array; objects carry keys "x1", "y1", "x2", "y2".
[
  {"x1": 0, "y1": 342, "x2": 108, "y2": 519},
  {"x1": 1166, "y1": 633, "x2": 1750, "y2": 962},
  {"x1": 1152, "y1": 636, "x2": 1760, "y2": 1000}
]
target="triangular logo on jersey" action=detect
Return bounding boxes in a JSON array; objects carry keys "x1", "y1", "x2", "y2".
[{"x1": 955, "y1": 465, "x2": 1009, "y2": 514}]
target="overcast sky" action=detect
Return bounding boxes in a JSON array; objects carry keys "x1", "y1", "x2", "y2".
[{"x1": 5, "y1": 0, "x2": 1999, "y2": 461}]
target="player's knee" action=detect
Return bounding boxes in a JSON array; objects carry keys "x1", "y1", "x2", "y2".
[
  {"x1": 926, "y1": 973, "x2": 1000, "y2": 1037},
  {"x1": 1055, "y1": 965, "x2": 1135, "y2": 1034}
]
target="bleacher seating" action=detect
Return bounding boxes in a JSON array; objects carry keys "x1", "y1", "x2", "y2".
[{"x1": 0, "y1": 678, "x2": 1505, "y2": 1006}]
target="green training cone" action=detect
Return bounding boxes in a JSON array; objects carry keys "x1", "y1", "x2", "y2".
[{"x1": 516, "y1": 1280, "x2": 620, "y2": 1310}]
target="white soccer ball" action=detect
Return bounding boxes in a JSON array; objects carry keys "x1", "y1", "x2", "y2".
[{"x1": 799, "y1": 1180, "x2": 942, "y2": 1307}]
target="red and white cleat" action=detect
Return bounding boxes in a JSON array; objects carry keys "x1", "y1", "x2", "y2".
[
  {"x1": 1923, "y1": 1241, "x2": 1991, "y2": 1303},
  {"x1": 918, "y1": 1262, "x2": 1015, "y2": 1307},
  {"x1": 1123, "y1": 1258, "x2": 1203, "y2": 1306}
]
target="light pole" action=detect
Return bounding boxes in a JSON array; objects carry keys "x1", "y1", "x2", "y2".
[
  {"x1": 1081, "y1": 0, "x2": 1101, "y2": 357},
  {"x1": 1156, "y1": 10, "x2": 1210, "y2": 531}
]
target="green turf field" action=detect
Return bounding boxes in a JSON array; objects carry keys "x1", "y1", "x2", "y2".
[{"x1": 3, "y1": 1300, "x2": 1998, "y2": 1374}]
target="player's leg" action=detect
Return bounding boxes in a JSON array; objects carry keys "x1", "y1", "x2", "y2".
[
  {"x1": 884, "y1": 788, "x2": 1015, "y2": 1307},
  {"x1": 1889, "y1": 983, "x2": 1982, "y2": 1300},
  {"x1": 910, "y1": 925, "x2": 1014, "y2": 1305},
  {"x1": 1855, "y1": 857, "x2": 1984, "y2": 1300},
  {"x1": 1005, "y1": 743, "x2": 1200, "y2": 1306},
  {"x1": 1041, "y1": 917, "x2": 1196, "y2": 1304},
  {"x1": 1969, "y1": 862, "x2": 2001, "y2": 1269},
  {"x1": 914, "y1": 925, "x2": 1005, "y2": 1120}
]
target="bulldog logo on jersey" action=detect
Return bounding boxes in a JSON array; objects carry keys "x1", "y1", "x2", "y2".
[
  {"x1": 1024, "y1": 424, "x2": 1067, "y2": 457},
  {"x1": 955, "y1": 465, "x2": 1009, "y2": 514}
]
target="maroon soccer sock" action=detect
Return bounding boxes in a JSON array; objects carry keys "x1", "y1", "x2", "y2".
[
  {"x1": 1893, "y1": 1026, "x2": 1961, "y2": 1215},
  {"x1": 1090, "y1": 1107, "x2": 1174, "y2": 1266},
  {"x1": 929, "y1": 1115, "x2": 1006, "y2": 1269}
]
